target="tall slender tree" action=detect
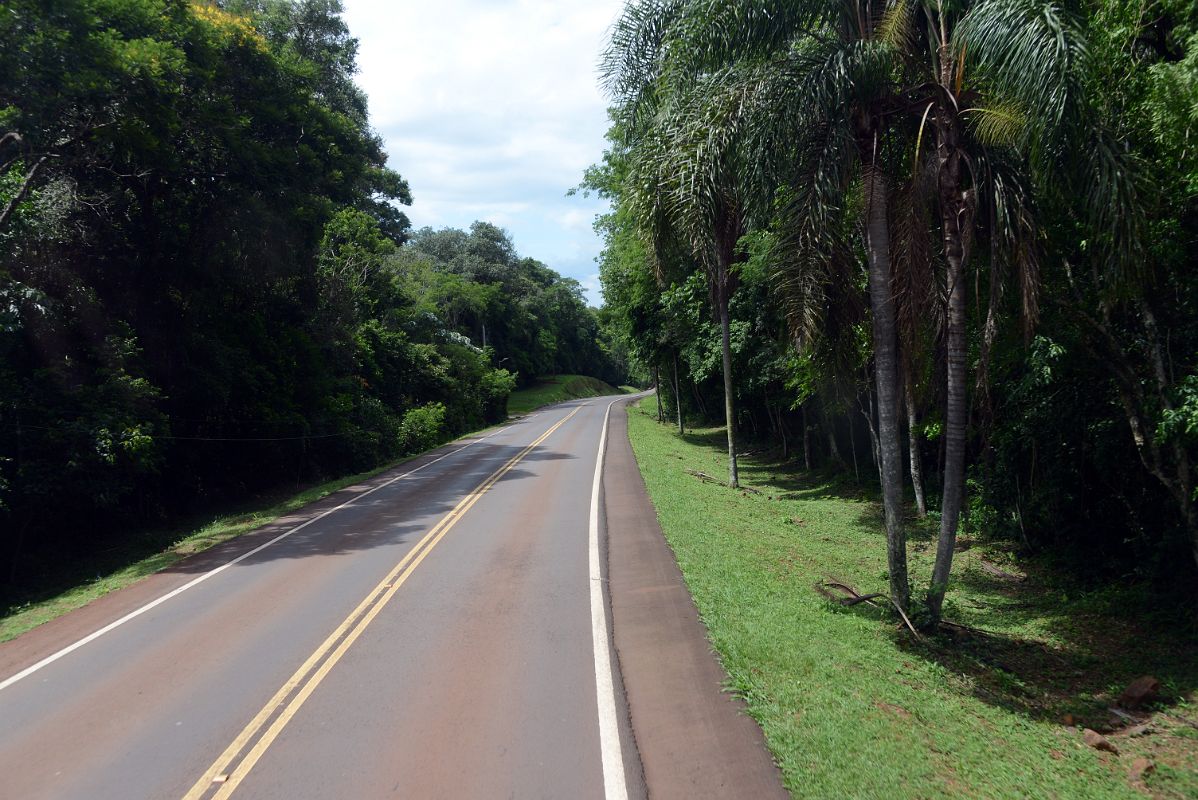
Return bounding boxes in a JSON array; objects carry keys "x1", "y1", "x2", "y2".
[
  {"x1": 604, "y1": 13, "x2": 753, "y2": 488},
  {"x1": 900, "y1": 0, "x2": 1142, "y2": 619}
]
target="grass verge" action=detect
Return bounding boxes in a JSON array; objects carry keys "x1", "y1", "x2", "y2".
[
  {"x1": 506, "y1": 374, "x2": 623, "y2": 416},
  {"x1": 625, "y1": 401, "x2": 1197, "y2": 798}
]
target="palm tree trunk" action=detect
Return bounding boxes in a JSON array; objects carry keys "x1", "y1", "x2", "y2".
[
  {"x1": 863, "y1": 166, "x2": 910, "y2": 612},
  {"x1": 802, "y1": 403, "x2": 812, "y2": 470},
  {"x1": 655, "y1": 365, "x2": 663, "y2": 422},
  {"x1": 930, "y1": 240, "x2": 967, "y2": 620},
  {"x1": 848, "y1": 411, "x2": 860, "y2": 483},
  {"x1": 692, "y1": 381, "x2": 708, "y2": 420},
  {"x1": 672, "y1": 352, "x2": 684, "y2": 435},
  {"x1": 718, "y1": 289, "x2": 739, "y2": 488},
  {"x1": 905, "y1": 373, "x2": 928, "y2": 517},
  {"x1": 928, "y1": 100, "x2": 971, "y2": 623},
  {"x1": 826, "y1": 416, "x2": 844, "y2": 467}
]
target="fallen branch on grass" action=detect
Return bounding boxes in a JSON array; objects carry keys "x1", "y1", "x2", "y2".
[
  {"x1": 816, "y1": 581, "x2": 924, "y2": 643},
  {"x1": 1166, "y1": 713, "x2": 1198, "y2": 731},
  {"x1": 684, "y1": 469, "x2": 762, "y2": 494},
  {"x1": 686, "y1": 468, "x2": 721, "y2": 484},
  {"x1": 978, "y1": 560, "x2": 1025, "y2": 582},
  {"x1": 938, "y1": 619, "x2": 996, "y2": 637},
  {"x1": 819, "y1": 581, "x2": 885, "y2": 606}
]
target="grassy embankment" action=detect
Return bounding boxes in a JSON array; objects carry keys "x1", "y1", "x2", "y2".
[
  {"x1": 625, "y1": 400, "x2": 1198, "y2": 798},
  {"x1": 505, "y1": 374, "x2": 624, "y2": 416}
]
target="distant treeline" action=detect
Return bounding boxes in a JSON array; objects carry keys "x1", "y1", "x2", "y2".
[{"x1": 0, "y1": 1, "x2": 619, "y2": 595}]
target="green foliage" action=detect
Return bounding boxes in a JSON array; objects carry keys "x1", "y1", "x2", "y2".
[
  {"x1": 0, "y1": 0, "x2": 615, "y2": 598},
  {"x1": 593, "y1": 0, "x2": 1198, "y2": 593},
  {"x1": 1160, "y1": 375, "x2": 1198, "y2": 447},
  {"x1": 399, "y1": 222, "x2": 620, "y2": 387},
  {"x1": 398, "y1": 403, "x2": 446, "y2": 455}
]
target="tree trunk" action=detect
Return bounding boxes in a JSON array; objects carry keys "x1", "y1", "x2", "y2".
[
  {"x1": 862, "y1": 379, "x2": 882, "y2": 483},
  {"x1": 1060, "y1": 294, "x2": 1198, "y2": 571},
  {"x1": 928, "y1": 137, "x2": 970, "y2": 622},
  {"x1": 848, "y1": 410, "x2": 860, "y2": 483},
  {"x1": 0, "y1": 155, "x2": 49, "y2": 234},
  {"x1": 672, "y1": 352, "x2": 684, "y2": 435},
  {"x1": 826, "y1": 418, "x2": 844, "y2": 467},
  {"x1": 654, "y1": 365, "x2": 663, "y2": 422},
  {"x1": 718, "y1": 290, "x2": 739, "y2": 488},
  {"x1": 1141, "y1": 300, "x2": 1198, "y2": 569},
  {"x1": 802, "y1": 403, "x2": 812, "y2": 471},
  {"x1": 863, "y1": 165, "x2": 910, "y2": 612},
  {"x1": 905, "y1": 375, "x2": 928, "y2": 517}
]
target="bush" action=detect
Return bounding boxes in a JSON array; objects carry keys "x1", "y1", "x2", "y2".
[
  {"x1": 398, "y1": 402, "x2": 446, "y2": 455},
  {"x1": 481, "y1": 368, "x2": 517, "y2": 423}
]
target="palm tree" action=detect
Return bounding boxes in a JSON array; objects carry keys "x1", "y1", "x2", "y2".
[
  {"x1": 605, "y1": 0, "x2": 917, "y2": 609},
  {"x1": 603, "y1": 15, "x2": 754, "y2": 489},
  {"x1": 897, "y1": 0, "x2": 1141, "y2": 620},
  {"x1": 601, "y1": 0, "x2": 1139, "y2": 624}
]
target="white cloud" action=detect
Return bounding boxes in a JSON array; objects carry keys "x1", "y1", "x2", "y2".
[
  {"x1": 341, "y1": 0, "x2": 623, "y2": 304},
  {"x1": 554, "y1": 208, "x2": 593, "y2": 232}
]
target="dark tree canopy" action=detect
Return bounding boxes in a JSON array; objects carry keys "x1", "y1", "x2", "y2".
[{"x1": 0, "y1": 0, "x2": 617, "y2": 597}]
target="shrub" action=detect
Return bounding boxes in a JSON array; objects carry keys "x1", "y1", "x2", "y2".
[{"x1": 398, "y1": 402, "x2": 446, "y2": 455}]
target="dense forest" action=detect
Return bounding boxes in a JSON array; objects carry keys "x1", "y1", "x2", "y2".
[
  {"x1": 591, "y1": 0, "x2": 1198, "y2": 622},
  {"x1": 0, "y1": 0, "x2": 616, "y2": 597}
]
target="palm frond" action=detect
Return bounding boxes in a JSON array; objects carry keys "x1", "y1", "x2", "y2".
[
  {"x1": 877, "y1": 0, "x2": 916, "y2": 52},
  {"x1": 769, "y1": 118, "x2": 862, "y2": 358},
  {"x1": 1080, "y1": 128, "x2": 1146, "y2": 285},
  {"x1": 963, "y1": 102, "x2": 1026, "y2": 147},
  {"x1": 954, "y1": 0, "x2": 1084, "y2": 160},
  {"x1": 890, "y1": 172, "x2": 942, "y2": 361},
  {"x1": 600, "y1": 0, "x2": 688, "y2": 129},
  {"x1": 660, "y1": 0, "x2": 833, "y2": 82},
  {"x1": 967, "y1": 147, "x2": 1042, "y2": 395}
]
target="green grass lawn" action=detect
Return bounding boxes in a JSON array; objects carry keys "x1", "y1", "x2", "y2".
[
  {"x1": 625, "y1": 400, "x2": 1198, "y2": 799},
  {"x1": 506, "y1": 374, "x2": 624, "y2": 416}
]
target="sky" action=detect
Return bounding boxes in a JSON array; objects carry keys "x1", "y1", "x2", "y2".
[{"x1": 340, "y1": 0, "x2": 626, "y2": 306}]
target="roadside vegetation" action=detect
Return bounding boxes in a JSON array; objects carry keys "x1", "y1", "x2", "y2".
[
  {"x1": 627, "y1": 401, "x2": 1198, "y2": 798},
  {"x1": 506, "y1": 375, "x2": 625, "y2": 416},
  {"x1": 0, "y1": 1, "x2": 623, "y2": 604},
  {"x1": 593, "y1": 3, "x2": 1197, "y2": 790},
  {"x1": 588, "y1": 1, "x2": 1197, "y2": 629}
]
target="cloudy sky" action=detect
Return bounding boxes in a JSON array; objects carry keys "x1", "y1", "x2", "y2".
[{"x1": 341, "y1": 0, "x2": 626, "y2": 306}]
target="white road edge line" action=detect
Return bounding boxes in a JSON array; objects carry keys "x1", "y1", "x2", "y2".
[
  {"x1": 0, "y1": 424, "x2": 515, "y2": 694},
  {"x1": 590, "y1": 399, "x2": 629, "y2": 800}
]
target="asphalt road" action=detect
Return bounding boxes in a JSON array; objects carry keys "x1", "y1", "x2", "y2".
[
  {"x1": 0, "y1": 395, "x2": 787, "y2": 799},
  {"x1": 0, "y1": 399, "x2": 643, "y2": 799}
]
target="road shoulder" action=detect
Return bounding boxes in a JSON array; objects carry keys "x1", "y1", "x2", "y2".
[{"x1": 604, "y1": 402, "x2": 788, "y2": 800}]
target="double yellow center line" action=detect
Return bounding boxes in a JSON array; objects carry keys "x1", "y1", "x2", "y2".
[{"x1": 183, "y1": 407, "x2": 582, "y2": 800}]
